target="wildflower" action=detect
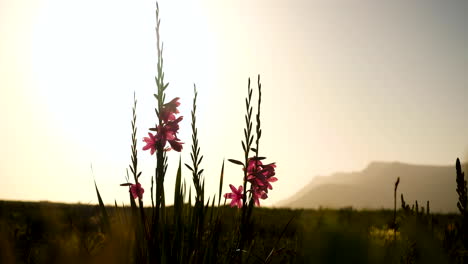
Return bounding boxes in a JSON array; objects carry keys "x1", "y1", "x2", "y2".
[
  {"x1": 260, "y1": 163, "x2": 277, "y2": 178},
  {"x1": 168, "y1": 137, "x2": 183, "y2": 152},
  {"x1": 155, "y1": 116, "x2": 183, "y2": 152},
  {"x1": 165, "y1": 116, "x2": 183, "y2": 134},
  {"x1": 142, "y1": 133, "x2": 157, "y2": 155},
  {"x1": 246, "y1": 158, "x2": 261, "y2": 175},
  {"x1": 160, "y1": 97, "x2": 180, "y2": 122},
  {"x1": 246, "y1": 157, "x2": 277, "y2": 192},
  {"x1": 224, "y1": 184, "x2": 243, "y2": 208},
  {"x1": 143, "y1": 103, "x2": 184, "y2": 154},
  {"x1": 154, "y1": 124, "x2": 174, "y2": 147},
  {"x1": 252, "y1": 188, "x2": 268, "y2": 206},
  {"x1": 130, "y1": 183, "x2": 144, "y2": 200}
]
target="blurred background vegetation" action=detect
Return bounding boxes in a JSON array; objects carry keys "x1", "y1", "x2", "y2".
[{"x1": 0, "y1": 200, "x2": 465, "y2": 264}]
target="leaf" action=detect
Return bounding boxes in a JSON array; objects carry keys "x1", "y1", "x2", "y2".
[
  {"x1": 218, "y1": 160, "x2": 225, "y2": 207},
  {"x1": 185, "y1": 163, "x2": 194, "y2": 172},
  {"x1": 174, "y1": 157, "x2": 182, "y2": 215},
  {"x1": 188, "y1": 186, "x2": 192, "y2": 206},
  {"x1": 228, "y1": 159, "x2": 244, "y2": 166},
  {"x1": 94, "y1": 181, "x2": 110, "y2": 233}
]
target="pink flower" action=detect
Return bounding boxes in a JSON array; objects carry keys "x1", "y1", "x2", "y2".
[
  {"x1": 260, "y1": 163, "x2": 276, "y2": 178},
  {"x1": 142, "y1": 133, "x2": 157, "y2": 155},
  {"x1": 246, "y1": 157, "x2": 277, "y2": 193},
  {"x1": 130, "y1": 183, "x2": 144, "y2": 200},
  {"x1": 224, "y1": 184, "x2": 243, "y2": 208},
  {"x1": 160, "y1": 97, "x2": 180, "y2": 122},
  {"x1": 160, "y1": 109, "x2": 175, "y2": 123},
  {"x1": 165, "y1": 116, "x2": 183, "y2": 134},
  {"x1": 168, "y1": 138, "x2": 183, "y2": 152},
  {"x1": 143, "y1": 116, "x2": 184, "y2": 154},
  {"x1": 246, "y1": 158, "x2": 262, "y2": 175},
  {"x1": 159, "y1": 116, "x2": 183, "y2": 152},
  {"x1": 154, "y1": 125, "x2": 173, "y2": 147},
  {"x1": 252, "y1": 188, "x2": 268, "y2": 206},
  {"x1": 164, "y1": 97, "x2": 180, "y2": 114}
]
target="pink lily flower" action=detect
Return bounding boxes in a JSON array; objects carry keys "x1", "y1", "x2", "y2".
[
  {"x1": 160, "y1": 97, "x2": 181, "y2": 122},
  {"x1": 168, "y1": 139, "x2": 183, "y2": 152},
  {"x1": 130, "y1": 183, "x2": 144, "y2": 200},
  {"x1": 163, "y1": 97, "x2": 180, "y2": 114},
  {"x1": 161, "y1": 116, "x2": 183, "y2": 152},
  {"x1": 245, "y1": 157, "x2": 277, "y2": 193},
  {"x1": 224, "y1": 184, "x2": 243, "y2": 208},
  {"x1": 246, "y1": 158, "x2": 262, "y2": 175},
  {"x1": 144, "y1": 116, "x2": 184, "y2": 154},
  {"x1": 252, "y1": 188, "x2": 268, "y2": 206},
  {"x1": 142, "y1": 133, "x2": 157, "y2": 155}
]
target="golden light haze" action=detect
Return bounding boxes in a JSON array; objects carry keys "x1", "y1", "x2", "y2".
[{"x1": 0, "y1": 0, "x2": 467, "y2": 206}]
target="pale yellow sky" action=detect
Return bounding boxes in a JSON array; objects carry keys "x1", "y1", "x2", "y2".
[{"x1": 0, "y1": 0, "x2": 467, "y2": 206}]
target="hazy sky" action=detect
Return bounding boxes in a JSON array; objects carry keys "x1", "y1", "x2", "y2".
[{"x1": 0, "y1": 0, "x2": 467, "y2": 206}]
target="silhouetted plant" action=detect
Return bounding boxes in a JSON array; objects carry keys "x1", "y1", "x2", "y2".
[
  {"x1": 456, "y1": 158, "x2": 468, "y2": 248},
  {"x1": 392, "y1": 177, "x2": 400, "y2": 230},
  {"x1": 401, "y1": 194, "x2": 411, "y2": 215},
  {"x1": 391, "y1": 177, "x2": 400, "y2": 240},
  {"x1": 184, "y1": 85, "x2": 207, "y2": 261},
  {"x1": 226, "y1": 75, "x2": 278, "y2": 260},
  {"x1": 455, "y1": 158, "x2": 468, "y2": 263}
]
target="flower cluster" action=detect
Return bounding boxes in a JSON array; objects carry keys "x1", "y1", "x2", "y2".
[
  {"x1": 246, "y1": 157, "x2": 277, "y2": 206},
  {"x1": 224, "y1": 157, "x2": 277, "y2": 208},
  {"x1": 143, "y1": 97, "x2": 183, "y2": 154}
]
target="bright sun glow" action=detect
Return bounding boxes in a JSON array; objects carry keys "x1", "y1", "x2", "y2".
[
  {"x1": 27, "y1": 0, "x2": 219, "y2": 203},
  {"x1": 31, "y1": 0, "x2": 216, "y2": 152}
]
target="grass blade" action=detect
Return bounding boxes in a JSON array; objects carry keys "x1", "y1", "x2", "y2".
[
  {"x1": 218, "y1": 160, "x2": 225, "y2": 207},
  {"x1": 94, "y1": 180, "x2": 110, "y2": 233}
]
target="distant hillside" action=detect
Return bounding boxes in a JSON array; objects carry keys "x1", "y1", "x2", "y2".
[{"x1": 279, "y1": 161, "x2": 465, "y2": 212}]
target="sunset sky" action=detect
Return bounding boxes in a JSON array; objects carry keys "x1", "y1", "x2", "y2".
[{"x1": 1, "y1": 0, "x2": 467, "y2": 206}]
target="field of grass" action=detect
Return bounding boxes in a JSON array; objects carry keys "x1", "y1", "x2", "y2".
[{"x1": 0, "y1": 200, "x2": 465, "y2": 263}]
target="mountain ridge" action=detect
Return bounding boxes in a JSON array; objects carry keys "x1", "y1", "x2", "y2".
[{"x1": 278, "y1": 161, "x2": 466, "y2": 213}]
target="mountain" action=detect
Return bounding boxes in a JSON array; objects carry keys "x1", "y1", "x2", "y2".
[{"x1": 278, "y1": 161, "x2": 465, "y2": 213}]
